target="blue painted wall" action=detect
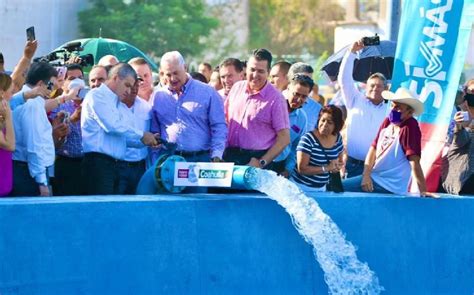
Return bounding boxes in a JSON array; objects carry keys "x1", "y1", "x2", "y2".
[{"x1": 0, "y1": 193, "x2": 472, "y2": 294}]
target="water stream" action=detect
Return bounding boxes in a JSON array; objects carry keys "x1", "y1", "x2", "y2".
[{"x1": 246, "y1": 168, "x2": 383, "y2": 294}]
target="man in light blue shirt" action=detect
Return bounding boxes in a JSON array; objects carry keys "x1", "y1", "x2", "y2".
[
  {"x1": 273, "y1": 74, "x2": 314, "y2": 177},
  {"x1": 288, "y1": 62, "x2": 322, "y2": 131},
  {"x1": 81, "y1": 63, "x2": 158, "y2": 195},
  {"x1": 11, "y1": 62, "x2": 58, "y2": 196}
]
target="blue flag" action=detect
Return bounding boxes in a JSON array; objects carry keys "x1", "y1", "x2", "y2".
[{"x1": 391, "y1": 0, "x2": 474, "y2": 191}]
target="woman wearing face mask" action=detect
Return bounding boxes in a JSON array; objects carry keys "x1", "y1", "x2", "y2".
[
  {"x1": 0, "y1": 73, "x2": 15, "y2": 196},
  {"x1": 441, "y1": 79, "x2": 474, "y2": 195},
  {"x1": 343, "y1": 87, "x2": 431, "y2": 196}
]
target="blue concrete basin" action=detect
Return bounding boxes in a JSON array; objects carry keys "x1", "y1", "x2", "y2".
[{"x1": 0, "y1": 193, "x2": 472, "y2": 294}]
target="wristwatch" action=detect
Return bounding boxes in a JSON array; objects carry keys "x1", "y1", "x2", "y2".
[
  {"x1": 37, "y1": 182, "x2": 48, "y2": 187},
  {"x1": 259, "y1": 158, "x2": 267, "y2": 168},
  {"x1": 321, "y1": 165, "x2": 327, "y2": 172}
]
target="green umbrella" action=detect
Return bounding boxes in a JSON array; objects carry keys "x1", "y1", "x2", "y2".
[{"x1": 53, "y1": 38, "x2": 158, "y2": 71}]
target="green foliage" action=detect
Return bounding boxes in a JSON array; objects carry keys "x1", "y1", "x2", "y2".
[
  {"x1": 313, "y1": 51, "x2": 330, "y2": 81},
  {"x1": 249, "y1": 0, "x2": 344, "y2": 58},
  {"x1": 78, "y1": 0, "x2": 219, "y2": 58}
]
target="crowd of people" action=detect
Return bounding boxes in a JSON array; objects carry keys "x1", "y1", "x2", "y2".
[{"x1": 0, "y1": 38, "x2": 473, "y2": 197}]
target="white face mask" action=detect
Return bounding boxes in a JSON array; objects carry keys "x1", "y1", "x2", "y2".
[{"x1": 68, "y1": 78, "x2": 85, "y2": 90}]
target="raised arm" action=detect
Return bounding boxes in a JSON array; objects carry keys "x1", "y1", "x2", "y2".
[
  {"x1": 338, "y1": 40, "x2": 365, "y2": 109},
  {"x1": 11, "y1": 41, "x2": 38, "y2": 93}
]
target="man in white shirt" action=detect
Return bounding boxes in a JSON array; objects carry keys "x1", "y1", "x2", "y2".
[
  {"x1": 11, "y1": 62, "x2": 68, "y2": 196},
  {"x1": 128, "y1": 57, "x2": 154, "y2": 104},
  {"x1": 81, "y1": 63, "x2": 157, "y2": 195},
  {"x1": 117, "y1": 78, "x2": 152, "y2": 194},
  {"x1": 338, "y1": 39, "x2": 389, "y2": 178}
]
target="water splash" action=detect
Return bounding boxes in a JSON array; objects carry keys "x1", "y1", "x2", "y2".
[{"x1": 246, "y1": 168, "x2": 383, "y2": 295}]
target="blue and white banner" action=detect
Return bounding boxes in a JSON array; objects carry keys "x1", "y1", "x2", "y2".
[{"x1": 391, "y1": 0, "x2": 474, "y2": 191}]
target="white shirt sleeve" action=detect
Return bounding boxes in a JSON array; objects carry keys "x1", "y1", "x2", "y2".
[
  {"x1": 338, "y1": 51, "x2": 359, "y2": 109},
  {"x1": 90, "y1": 90, "x2": 144, "y2": 141},
  {"x1": 23, "y1": 100, "x2": 50, "y2": 184}
]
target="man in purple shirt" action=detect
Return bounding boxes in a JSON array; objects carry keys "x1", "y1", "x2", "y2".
[
  {"x1": 224, "y1": 48, "x2": 290, "y2": 170},
  {"x1": 151, "y1": 51, "x2": 227, "y2": 166},
  {"x1": 49, "y1": 64, "x2": 86, "y2": 195}
]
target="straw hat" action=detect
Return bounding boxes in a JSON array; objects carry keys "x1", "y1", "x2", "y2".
[{"x1": 382, "y1": 87, "x2": 424, "y2": 116}]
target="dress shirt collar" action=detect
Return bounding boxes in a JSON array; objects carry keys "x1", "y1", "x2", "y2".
[
  {"x1": 22, "y1": 84, "x2": 32, "y2": 92},
  {"x1": 366, "y1": 97, "x2": 387, "y2": 108},
  {"x1": 168, "y1": 74, "x2": 192, "y2": 96},
  {"x1": 99, "y1": 83, "x2": 120, "y2": 106}
]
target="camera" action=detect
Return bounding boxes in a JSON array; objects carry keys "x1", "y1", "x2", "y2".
[
  {"x1": 34, "y1": 41, "x2": 94, "y2": 67},
  {"x1": 362, "y1": 34, "x2": 380, "y2": 46}
]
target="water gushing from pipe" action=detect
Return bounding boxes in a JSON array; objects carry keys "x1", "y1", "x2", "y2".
[{"x1": 246, "y1": 168, "x2": 383, "y2": 294}]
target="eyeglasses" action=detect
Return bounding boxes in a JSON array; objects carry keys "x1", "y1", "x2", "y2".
[{"x1": 292, "y1": 92, "x2": 308, "y2": 101}]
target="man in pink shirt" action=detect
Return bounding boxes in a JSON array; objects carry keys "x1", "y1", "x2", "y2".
[{"x1": 224, "y1": 48, "x2": 290, "y2": 170}]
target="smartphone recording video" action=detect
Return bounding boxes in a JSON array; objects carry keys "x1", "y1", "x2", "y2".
[
  {"x1": 461, "y1": 111, "x2": 470, "y2": 122},
  {"x1": 362, "y1": 34, "x2": 380, "y2": 46},
  {"x1": 26, "y1": 26, "x2": 36, "y2": 41}
]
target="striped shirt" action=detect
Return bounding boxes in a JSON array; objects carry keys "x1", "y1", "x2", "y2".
[{"x1": 292, "y1": 132, "x2": 344, "y2": 188}]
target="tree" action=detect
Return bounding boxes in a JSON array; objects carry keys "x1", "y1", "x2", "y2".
[
  {"x1": 249, "y1": 0, "x2": 344, "y2": 58},
  {"x1": 78, "y1": 0, "x2": 219, "y2": 59}
]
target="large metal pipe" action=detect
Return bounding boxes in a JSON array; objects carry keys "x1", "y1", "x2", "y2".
[
  {"x1": 230, "y1": 165, "x2": 258, "y2": 190},
  {"x1": 136, "y1": 155, "x2": 186, "y2": 194},
  {"x1": 136, "y1": 154, "x2": 257, "y2": 194}
]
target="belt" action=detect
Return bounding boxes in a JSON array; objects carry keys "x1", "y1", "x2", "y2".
[
  {"x1": 174, "y1": 150, "x2": 209, "y2": 157},
  {"x1": 13, "y1": 160, "x2": 28, "y2": 167},
  {"x1": 56, "y1": 155, "x2": 84, "y2": 162},
  {"x1": 225, "y1": 147, "x2": 267, "y2": 154},
  {"x1": 117, "y1": 159, "x2": 146, "y2": 167},
  {"x1": 347, "y1": 156, "x2": 365, "y2": 165},
  {"x1": 84, "y1": 152, "x2": 121, "y2": 163}
]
